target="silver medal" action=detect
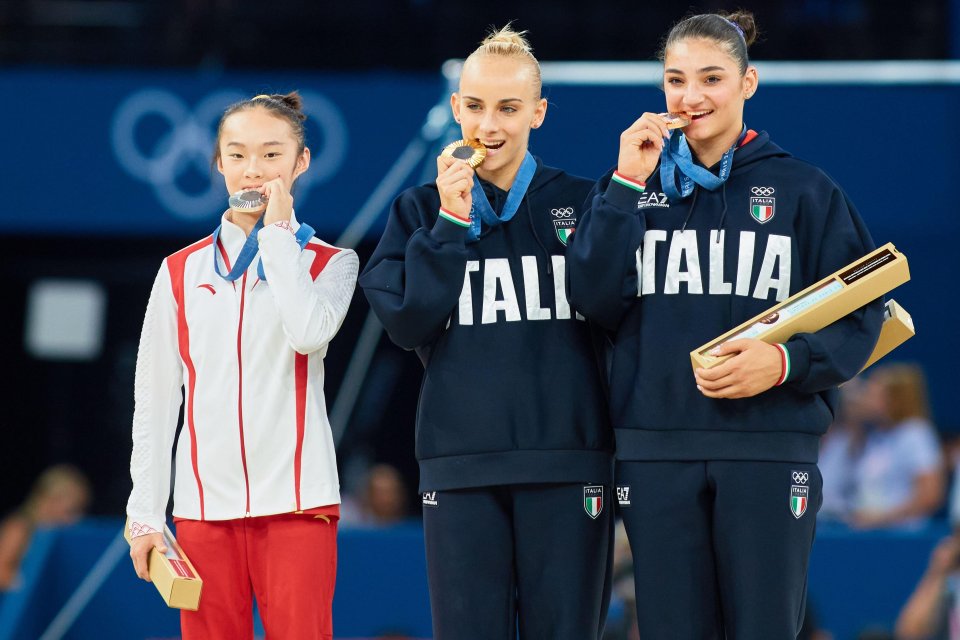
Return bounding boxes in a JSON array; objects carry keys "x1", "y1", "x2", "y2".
[{"x1": 228, "y1": 189, "x2": 268, "y2": 211}]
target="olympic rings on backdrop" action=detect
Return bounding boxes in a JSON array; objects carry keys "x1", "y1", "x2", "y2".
[{"x1": 111, "y1": 88, "x2": 348, "y2": 219}]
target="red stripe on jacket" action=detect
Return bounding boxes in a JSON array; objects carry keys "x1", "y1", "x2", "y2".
[
  {"x1": 294, "y1": 353, "x2": 308, "y2": 511},
  {"x1": 166, "y1": 236, "x2": 214, "y2": 520},
  {"x1": 304, "y1": 242, "x2": 340, "y2": 279},
  {"x1": 292, "y1": 241, "x2": 341, "y2": 507}
]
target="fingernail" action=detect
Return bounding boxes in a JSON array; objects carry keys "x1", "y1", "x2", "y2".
[
  {"x1": 696, "y1": 385, "x2": 702, "y2": 391},
  {"x1": 709, "y1": 348, "x2": 720, "y2": 356}
]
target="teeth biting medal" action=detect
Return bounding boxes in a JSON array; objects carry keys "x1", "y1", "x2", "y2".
[
  {"x1": 228, "y1": 189, "x2": 268, "y2": 212},
  {"x1": 441, "y1": 138, "x2": 487, "y2": 168},
  {"x1": 660, "y1": 113, "x2": 691, "y2": 129}
]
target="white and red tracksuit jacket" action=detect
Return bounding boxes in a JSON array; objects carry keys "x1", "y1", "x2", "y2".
[{"x1": 126, "y1": 213, "x2": 358, "y2": 537}]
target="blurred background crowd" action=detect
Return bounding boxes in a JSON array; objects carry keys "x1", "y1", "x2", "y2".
[{"x1": 0, "y1": 0, "x2": 948, "y2": 68}]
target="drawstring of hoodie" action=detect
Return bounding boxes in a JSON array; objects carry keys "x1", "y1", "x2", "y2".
[
  {"x1": 721, "y1": 181, "x2": 734, "y2": 327},
  {"x1": 679, "y1": 186, "x2": 699, "y2": 233},
  {"x1": 676, "y1": 181, "x2": 728, "y2": 242},
  {"x1": 526, "y1": 198, "x2": 553, "y2": 274},
  {"x1": 674, "y1": 171, "x2": 733, "y2": 326},
  {"x1": 669, "y1": 126, "x2": 747, "y2": 236},
  {"x1": 716, "y1": 182, "x2": 729, "y2": 243},
  {"x1": 475, "y1": 174, "x2": 552, "y2": 274}
]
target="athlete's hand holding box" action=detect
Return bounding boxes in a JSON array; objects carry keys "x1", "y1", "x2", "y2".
[
  {"x1": 690, "y1": 243, "x2": 912, "y2": 372},
  {"x1": 124, "y1": 522, "x2": 203, "y2": 610}
]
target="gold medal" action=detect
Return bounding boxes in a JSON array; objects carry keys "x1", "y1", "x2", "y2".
[
  {"x1": 659, "y1": 113, "x2": 691, "y2": 130},
  {"x1": 441, "y1": 138, "x2": 487, "y2": 168}
]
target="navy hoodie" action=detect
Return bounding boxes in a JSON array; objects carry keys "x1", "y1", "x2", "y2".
[
  {"x1": 567, "y1": 131, "x2": 884, "y2": 464},
  {"x1": 360, "y1": 157, "x2": 614, "y2": 491}
]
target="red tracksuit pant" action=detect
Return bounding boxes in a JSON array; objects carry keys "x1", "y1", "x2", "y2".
[{"x1": 175, "y1": 511, "x2": 338, "y2": 639}]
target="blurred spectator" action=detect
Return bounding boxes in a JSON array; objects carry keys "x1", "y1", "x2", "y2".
[
  {"x1": 849, "y1": 364, "x2": 945, "y2": 529},
  {"x1": 949, "y1": 453, "x2": 960, "y2": 529},
  {"x1": 340, "y1": 463, "x2": 411, "y2": 527},
  {"x1": 799, "y1": 602, "x2": 833, "y2": 640},
  {"x1": 0, "y1": 464, "x2": 90, "y2": 590},
  {"x1": 602, "y1": 519, "x2": 639, "y2": 640},
  {"x1": 895, "y1": 531, "x2": 960, "y2": 640},
  {"x1": 819, "y1": 377, "x2": 870, "y2": 521}
]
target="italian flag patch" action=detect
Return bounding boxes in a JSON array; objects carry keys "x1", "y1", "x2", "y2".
[
  {"x1": 750, "y1": 196, "x2": 775, "y2": 223},
  {"x1": 584, "y1": 486, "x2": 603, "y2": 519},
  {"x1": 790, "y1": 485, "x2": 809, "y2": 519}
]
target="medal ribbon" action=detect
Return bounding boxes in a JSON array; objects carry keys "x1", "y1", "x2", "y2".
[
  {"x1": 660, "y1": 125, "x2": 747, "y2": 201},
  {"x1": 213, "y1": 218, "x2": 315, "y2": 282},
  {"x1": 467, "y1": 151, "x2": 537, "y2": 242}
]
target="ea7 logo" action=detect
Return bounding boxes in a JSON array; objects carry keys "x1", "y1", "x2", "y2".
[
  {"x1": 616, "y1": 486, "x2": 631, "y2": 506},
  {"x1": 637, "y1": 191, "x2": 670, "y2": 209},
  {"x1": 422, "y1": 491, "x2": 438, "y2": 507}
]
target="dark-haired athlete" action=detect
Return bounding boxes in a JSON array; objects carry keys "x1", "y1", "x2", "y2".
[{"x1": 568, "y1": 11, "x2": 884, "y2": 640}]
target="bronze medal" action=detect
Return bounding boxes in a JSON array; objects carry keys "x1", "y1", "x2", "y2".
[{"x1": 659, "y1": 112, "x2": 691, "y2": 130}]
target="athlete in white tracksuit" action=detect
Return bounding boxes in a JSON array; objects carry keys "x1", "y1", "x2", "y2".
[
  {"x1": 126, "y1": 92, "x2": 358, "y2": 640},
  {"x1": 127, "y1": 215, "x2": 356, "y2": 528}
]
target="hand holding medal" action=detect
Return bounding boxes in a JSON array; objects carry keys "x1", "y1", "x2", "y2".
[
  {"x1": 617, "y1": 112, "x2": 688, "y2": 184},
  {"x1": 227, "y1": 178, "x2": 294, "y2": 228},
  {"x1": 260, "y1": 178, "x2": 295, "y2": 227},
  {"x1": 436, "y1": 139, "x2": 486, "y2": 221}
]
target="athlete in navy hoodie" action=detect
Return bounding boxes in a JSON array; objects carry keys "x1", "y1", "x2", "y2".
[
  {"x1": 360, "y1": 26, "x2": 613, "y2": 640},
  {"x1": 567, "y1": 11, "x2": 884, "y2": 640}
]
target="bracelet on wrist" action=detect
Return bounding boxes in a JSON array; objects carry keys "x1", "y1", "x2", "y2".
[
  {"x1": 438, "y1": 207, "x2": 471, "y2": 228},
  {"x1": 774, "y1": 343, "x2": 790, "y2": 386},
  {"x1": 611, "y1": 171, "x2": 646, "y2": 192}
]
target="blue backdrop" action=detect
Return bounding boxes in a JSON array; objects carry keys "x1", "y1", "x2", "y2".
[{"x1": 0, "y1": 70, "x2": 440, "y2": 237}]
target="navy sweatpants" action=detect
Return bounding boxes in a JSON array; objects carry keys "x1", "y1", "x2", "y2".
[
  {"x1": 616, "y1": 460, "x2": 821, "y2": 640},
  {"x1": 421, "y1": 483, "x2": 614, "y2": 640}
]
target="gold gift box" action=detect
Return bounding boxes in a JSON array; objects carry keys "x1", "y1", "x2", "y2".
[
  {"x1": 860, "y1": 298, "x2": 915, "y2": 371},
  {"x1": 124, "y1": 521, "x2": 203, "y2": 610},
  {"x1": 690, "y1": 243, "x2": 910, "y2": 372}
]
